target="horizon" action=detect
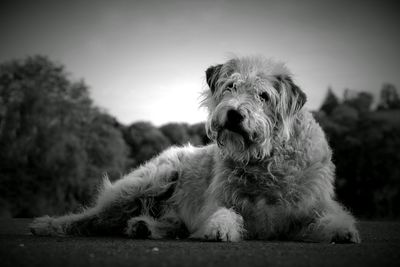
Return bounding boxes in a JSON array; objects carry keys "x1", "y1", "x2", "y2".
[{"x1": 1, "y1": 0, "x2": 399, "y2": 125}]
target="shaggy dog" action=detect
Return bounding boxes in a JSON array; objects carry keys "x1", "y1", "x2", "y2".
[{"x1": 30, "y1": 56, "x2": 360, "y2": 243}]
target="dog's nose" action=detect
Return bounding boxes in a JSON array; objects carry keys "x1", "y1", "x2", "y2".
[{"x1": 226, "y1": 109, "x2": 244, "y2": 126}]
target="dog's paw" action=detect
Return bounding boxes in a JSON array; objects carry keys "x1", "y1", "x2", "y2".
[
  {"x1": 331, "y1": 228, "x2": 361, "y2": 244},
  {"x1": 125, "y1": 218, "x2": 152, "y2": 239},
  {"x1": 309, "y1": 210, "x2": 361, "y2": 244},
  {"x1": 30, "y1": 216, "x2": 63, "y2": 236},
  {"x1": 202, "y1": 224, "x2": 241, "y2": 242},
  {"x1": 192, "y1": 208, "x2": 243, "y2": 242}
]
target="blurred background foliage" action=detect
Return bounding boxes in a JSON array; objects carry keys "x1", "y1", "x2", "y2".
[{"x1": 0, "y1": 56, "x2": 399, "y2": 219}]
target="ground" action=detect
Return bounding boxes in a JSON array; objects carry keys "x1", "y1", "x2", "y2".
[{"x1": 0, "y1": 219, "x2": 399, "y2": 267}]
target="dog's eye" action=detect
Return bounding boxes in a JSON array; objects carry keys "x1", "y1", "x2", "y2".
[
  {"x1": 224, "y1": 87, "x2": 232, "y2": 93},
  {"x1": 226, "y1": 82, "x2": 235, "y2": 89},
  {"x1": 223, "y1": 82, "x2": 235, "y2": 95},
  {"x1": 259, "y1": 92, "x2": 269, "y2": 102}
]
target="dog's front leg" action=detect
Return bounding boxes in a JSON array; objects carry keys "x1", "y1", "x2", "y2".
[
  {"x1": 298, "y1": 200, "x2": 361, "y2": 243},
  {"x1": 190, "y1": 207, "x2": 244, "y2": 242}
]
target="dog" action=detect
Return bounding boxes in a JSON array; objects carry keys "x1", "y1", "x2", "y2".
[{"x1": 30, "y1": 56, "x2": 360, "y2": 243}]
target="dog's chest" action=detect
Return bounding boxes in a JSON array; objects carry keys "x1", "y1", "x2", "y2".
[
  {"x1": 222, "y1": 167, "x2": 282, "y2": 206},
  {"x1": 219, "y1": 157, "x2": 302, "y2": 210}
]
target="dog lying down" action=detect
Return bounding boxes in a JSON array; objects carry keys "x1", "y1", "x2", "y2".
[{"x1": 30, "y1": 56, "x2": 360, "y2": 243}]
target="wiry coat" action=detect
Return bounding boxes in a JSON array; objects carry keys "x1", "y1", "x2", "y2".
[{"x1": 30, "y1": 56, "x2": 360, "y2": 243}]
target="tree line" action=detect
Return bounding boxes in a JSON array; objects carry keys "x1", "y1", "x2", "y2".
[
  {"x1": 315, "y1": 85, "x2": 400, "y2": 218},
  {"x1": 0, "y1": 56, "x2": 399, "y2": 219}
]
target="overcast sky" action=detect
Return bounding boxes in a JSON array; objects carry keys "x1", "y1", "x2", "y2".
[{"x1": 1, "y1": 0, "x2": 399, "y2": 125}]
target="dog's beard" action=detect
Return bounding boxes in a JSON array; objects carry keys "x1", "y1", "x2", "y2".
[
  {"x1": 217, "y1": 126, "x2": 251, "y2": 147},
  {"x1": 217, "y1": 130, "x2": 247, "y2": 150}
]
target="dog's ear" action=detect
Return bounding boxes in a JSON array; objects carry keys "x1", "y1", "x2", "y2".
[
  {"x1": 206, "y1": 64, "x2": 223, "y2": 94},
  {"x1": 274, "y1": 75, "x2": 307, "y2": 110},
  {"x1": 273, "y1": 75, "x2": 307, "y2": 140}
]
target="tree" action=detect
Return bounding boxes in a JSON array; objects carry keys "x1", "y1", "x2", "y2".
[
  {"x1": 123, "y1": 122, "x2": 171, "y2": 167},
  {"x1": 160, "y1": 123, "x2": 190, "y2": 145},
  {"x1": 377, "y1": 83, "x2": 400, "y2": 110},
  {"x1": 320, "y1": 87, "x2": 339, "y2": 115},
  {"x1": 0, "y1": 56, "x2": 128, "y2": 216},
  {"x1": 331, "y1": 104, "x2": 359, "y2": 126},
  {"x1": 344, "y1": 91, "x2": 373, "y2": 114}
]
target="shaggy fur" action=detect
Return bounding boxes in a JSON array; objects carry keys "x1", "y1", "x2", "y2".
[{"x1": 30, "y1": 56, "x2": 360, "y2": 243}]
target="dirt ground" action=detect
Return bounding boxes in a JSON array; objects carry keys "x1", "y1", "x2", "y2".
[{"x1": 0, "y1": 219, "x2": 399, "y2": 267}]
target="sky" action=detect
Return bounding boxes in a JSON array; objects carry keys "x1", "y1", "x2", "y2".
[{"x1": 1, "y1": 0, "x2": 399, "y2": 125}]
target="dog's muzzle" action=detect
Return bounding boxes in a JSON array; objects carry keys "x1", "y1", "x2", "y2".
[{"x1": 220, "y1": 108, "x2": 251, "y2": 145}]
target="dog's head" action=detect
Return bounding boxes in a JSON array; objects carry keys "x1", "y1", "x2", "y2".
[{"x1": 202, "y1": 56, "x2": 307, "y2": 163}]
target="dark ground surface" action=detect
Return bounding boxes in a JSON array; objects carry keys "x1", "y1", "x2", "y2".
[{"x1": 0, "y1": 219, "x2": 399, "y2": 267}]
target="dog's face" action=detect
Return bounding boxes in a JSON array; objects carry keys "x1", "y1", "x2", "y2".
[{"x1": 202, "y1": 56, "x2": 307, "y2": 163}]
